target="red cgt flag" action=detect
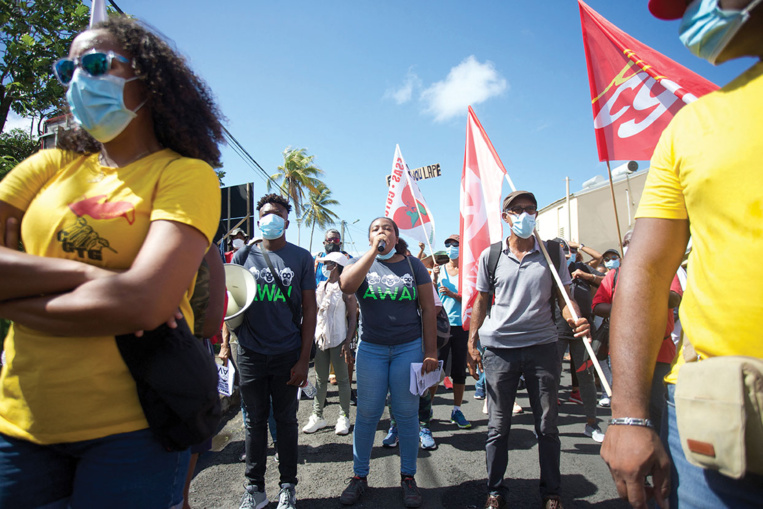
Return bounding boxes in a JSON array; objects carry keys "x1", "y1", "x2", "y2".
[
  {"x1": 459, "y1": 107, "x2": 507, "y2": 330},
  {"x1": 579, "y1": 0, "x2": 719, "y2": 161}
]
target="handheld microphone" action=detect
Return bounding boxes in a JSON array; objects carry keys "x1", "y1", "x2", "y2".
[{"x1": 377, "y1": 240, "x2": 386, "y2": 253}]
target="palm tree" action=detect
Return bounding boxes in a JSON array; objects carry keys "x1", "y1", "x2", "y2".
[
  {"x1": 268, "y1": 147, "x2": 324, "y2": 244},
  {"x1": 302, "y1": 183, "x2": 340, "y2": 252}
]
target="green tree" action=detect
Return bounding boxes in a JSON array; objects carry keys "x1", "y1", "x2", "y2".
[
  {"x1": 268, "y1": 147, "x2": 324, "y2": 245},
  {"x1": 0, "y1": 128, "x2": 40, "y2": 181},
  {"x1": 302, "y1": 183, "x2": 339, "y2": 252},
  {"x1": 0, "y1": 0, "x2": 90, "y2": 132}
]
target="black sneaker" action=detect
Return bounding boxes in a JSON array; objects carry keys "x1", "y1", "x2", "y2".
[
  {"x1": 401, "y1": 476, "x2": 422, "y2": 508},
  {"x1": 340, "y1": 476, "x2": 367, "y2": 505}
]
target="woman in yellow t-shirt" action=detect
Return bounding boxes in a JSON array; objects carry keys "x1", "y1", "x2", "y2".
[{"x1": 0, "y1": 16, "x2": 223, "y2": 508}]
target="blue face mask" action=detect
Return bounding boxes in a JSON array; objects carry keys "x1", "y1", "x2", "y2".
[
  {"x1": 66, "y1": 70, "x2": 144, "y2": 142},
  {"x1": 679, "y1": 0, "x2": 763, "y2": 65},
  {"x1": 567, "y1": 258, "x2": 575, "y2": 268},
  {"x1": 259, "y1": 213, "x2": 285, "y2": 240},
  {"x1": 509, "y1": 212, "x2": 536, "y2": 239},
  {"x1": 446, "y1": 245, "x2": 459, "y2": 259},
  {"x1": 377, "y1": 249, "x2": 396, "y2": 261},
  {"x1": 604, "y1": 258, "x2": 620, "y2": 270}
]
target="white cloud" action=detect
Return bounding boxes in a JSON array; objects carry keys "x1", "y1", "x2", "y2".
[
  {"x1": 384, "y1": 69, "x2": 422, "y2": 105},
  {"x1": 420, "y1": 56, "x2": 507, "y2": 123}
]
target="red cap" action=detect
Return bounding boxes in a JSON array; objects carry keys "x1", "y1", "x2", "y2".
[{"x1": 648, "y1": 0, "x2": 689, "y2": 20}]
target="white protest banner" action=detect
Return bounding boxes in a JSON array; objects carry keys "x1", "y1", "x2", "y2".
[{"x1": 384, "y1": 145, "x2": 436, "y2": 248}]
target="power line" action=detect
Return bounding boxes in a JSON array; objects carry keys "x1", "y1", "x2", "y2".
[{"x1": 221, "y1": 126, "x2": 280, "y2": 189}]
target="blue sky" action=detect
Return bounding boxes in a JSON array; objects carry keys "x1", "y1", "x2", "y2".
[{"x1": 8, "y1": 1, "x2": 756, "y2": 255}]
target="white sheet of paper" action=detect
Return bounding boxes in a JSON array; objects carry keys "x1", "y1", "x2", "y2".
[
  {"x1": 409, "y1": 361, "x2": 444, "y2": 396},
  {"x1": 217, "y1": 360, "x2": 236, "y2": 397}
]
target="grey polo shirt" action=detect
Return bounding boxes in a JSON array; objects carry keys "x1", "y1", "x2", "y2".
[{"x1": 475, "y1": 237, "x2": 571, "y2": 349}]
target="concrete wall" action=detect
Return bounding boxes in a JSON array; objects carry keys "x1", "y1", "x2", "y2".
[{"x1": 537, "y1": 170, "x2": 648, "y2": 255}]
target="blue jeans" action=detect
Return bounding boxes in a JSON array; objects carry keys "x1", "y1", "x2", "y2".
[
  {"x1": 663, "y1": 384, "x2": 763, "y2": 508},
  {"x1": 0, "y1": 429, "x2": 189, "y2": 509},
  {"x1": 353, "y1": 338, "x2": 422, "y2": 477},
  {"x1": 483, "y1": 343, "x2": 561, "y2": 499}
]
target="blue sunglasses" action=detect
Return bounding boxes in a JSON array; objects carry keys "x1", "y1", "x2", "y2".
[{"x1": 53, "y1": 50, "x2": 131, "y2": 85}]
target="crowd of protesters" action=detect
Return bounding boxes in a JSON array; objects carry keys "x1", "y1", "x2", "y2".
[{"x1": 1, "y1": 0, "x2": 762, "y2": 508}]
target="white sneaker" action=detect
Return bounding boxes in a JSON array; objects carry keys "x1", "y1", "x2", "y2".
[
  {"x1": 598, "y1": 396, "x2": 611, "y2": 408},
  {"x1": 585, "y1": 423, "x2": 606, "y2": 443},
  {"x1": 302, "y1": 414, "x2": 327, "y2": 434},
  {"x1": 335, "y1": 415, "x2": 351, "y2": 435},
  {"x1": 276, "y1": 483, "x2": 296, "y2": 509}
]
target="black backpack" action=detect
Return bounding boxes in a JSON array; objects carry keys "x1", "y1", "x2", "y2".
[{"x1": 485, "y1": 239, "x2": 562, "y2": 316}]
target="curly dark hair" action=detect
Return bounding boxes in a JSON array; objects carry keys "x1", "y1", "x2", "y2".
[
  {"x1": 57, "y1": 16, "x2": 225, "y2": 167},
  {"x1": 256, "y1": 193, "x2": 292, "y2": 214}
]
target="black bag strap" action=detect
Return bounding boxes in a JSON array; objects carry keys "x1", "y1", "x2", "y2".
[
  {"x1": 486, "y1": 241, "x2": 503, "y2": 316},
  {"x1": 261, "y1": 246, "x2": 301, "y2": 328}
]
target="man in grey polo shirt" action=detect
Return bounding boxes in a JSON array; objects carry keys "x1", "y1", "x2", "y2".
[{"x1": 467, "y1": 190, "x2": 590, "y2": 509}]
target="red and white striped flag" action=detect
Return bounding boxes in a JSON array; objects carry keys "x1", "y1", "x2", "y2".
[{"x1": 459, "y1": 107, "x2": 506, "y2": 329}]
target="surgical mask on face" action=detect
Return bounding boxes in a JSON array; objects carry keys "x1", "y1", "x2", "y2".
[
  {"x1": 232, "y1": 239, "x2": 245, "y2": 250},
  {"x1": 567, "y1": 258, "x2": 575, "y2": 268},
  {"x1": 377, "y1": 249, "x2": 396, "y2": 261},
  {"x1": 66, "y1": 70, "x2": 144, "y2": 142},
  {"x1": 321, "y1": 266, "x2": 332, "y2": 279},
  {"x1": 604, "y1": 258, "x2": 621, "y2": 270},
  {"x1": 259, "y1": 214, "x2": 285, "y2": 240},
  {"x1": 446, "y1": 246, "x2": 459, "y2": 259},
  {"x1": 679, "y1": 0, "x2": 763, "y2": 65},
  {"x1": 509, "y1": 212, "x2": 536, "y2": 239}
]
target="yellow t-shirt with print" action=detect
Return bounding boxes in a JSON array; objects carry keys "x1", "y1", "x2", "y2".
[
  {"x1": 0, "y1": 148, "x2": 221, "y2": 444},
  {"x1": 636, "y1": 62, "x2": 763, "y2": 384}
]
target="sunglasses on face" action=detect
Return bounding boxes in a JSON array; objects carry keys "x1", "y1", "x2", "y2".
[
  {"x1": 325, "y1": 238, "x2": 341, "y2": 244},
  {"x1": 53, "y1": 50, "x2": 131, "y2": 85},
  {"x1": 505, "y1": 205, "x2": 538, "y2": 215},
  {"x1": 445, "y1": 241, "x2": 459, "y2": 247}
]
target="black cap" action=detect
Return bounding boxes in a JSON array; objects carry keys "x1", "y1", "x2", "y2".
[
  {"x1": 603, "y1": 248, "x2": 620, "y2": 258},
  {"x1": 502, "y1": 190, "x2": 537, "y2": 211}
]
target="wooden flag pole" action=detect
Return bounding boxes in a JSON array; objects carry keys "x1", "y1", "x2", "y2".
[
  {"x1": 606, "y1": 160, "x2": 625, "y2": 255},
  {"x1": 535, "y1": 231, "x2": 613, "y2": 397},
  {"x1": 502, "y1": 172, "x2": 611, "y2": 397}
]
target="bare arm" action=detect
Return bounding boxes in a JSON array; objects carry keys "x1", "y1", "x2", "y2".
[
  {"x1": 201, "y1": 248, "x2": 226, "y2": 339},
  {"x1": 594, "y1": 302, "x2": 612, "y2": 318},
  {"x1": 600, "y1": 217, "x2": 689, "y2": 509},
  {"x1": 288, "y1": 288, "x2": 317, "y2": 387},
  {"x1": 467, "y1": 291, "x2": 489, "y2": 379},
  {"x1": 340, "y1": 236, "x2": 384, "y2": 293},
  {"x1": 0, "y1": 220, "x2": 210, "y2": 335},
  {"x1": 343, "y1": 293, "x2": 358, "y2": 343},
  {"x1": 557, "y1": 284, "x2": 590, "y2": 339}
]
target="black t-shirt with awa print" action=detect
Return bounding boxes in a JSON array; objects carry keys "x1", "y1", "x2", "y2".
[{"x1": 351, "y1": 255, "x2": 431, "y2": 346}]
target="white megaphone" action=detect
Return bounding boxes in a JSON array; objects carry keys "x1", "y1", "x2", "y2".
[{"x1": 224, "y1": 264, "x2": 257, "y2": 328}]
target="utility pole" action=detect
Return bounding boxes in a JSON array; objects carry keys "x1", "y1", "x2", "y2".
[{"x1": 340, "y1": 221, "x2": 346, "y2": 251}]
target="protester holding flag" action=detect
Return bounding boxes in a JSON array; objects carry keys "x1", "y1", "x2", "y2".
[
  {"x1": 601, "y1": 2, "x2": 763, "y2": 508},
  {"x1": 339, "y1": 217, "x2": 438, "y2": 508},
  {"x1": 467, "y1": 191, "x2": 590, "y2": 509},
  {"x1": 0, "y1": 15, "x2": 223, "y2": 507}
]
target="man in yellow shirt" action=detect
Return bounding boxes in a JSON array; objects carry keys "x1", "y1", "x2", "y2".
[{"x1": 601, "y1": 1, "x2": 763, "y2": 508}]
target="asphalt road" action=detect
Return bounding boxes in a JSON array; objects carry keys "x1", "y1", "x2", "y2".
[{"x1": 188, "y1": 366, "x2": 628, "y2": 509}]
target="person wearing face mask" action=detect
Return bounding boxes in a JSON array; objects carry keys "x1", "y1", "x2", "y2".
[
  {"x1": 466, "y1": 191, "x2": 590, "y2": 509},
  {"x1": 302, "y1": 252, "x2": 357, "y2": 436},
  {"x1": 225, "y1": 228, "x2": 248, "y2": 263},
  {"x1": 431, "y1": 234, "x2": 473, "y2": 430},
  {"x1": 338, "y1": 217, "x2": 438, "y2": 508},
  {"x1": 600, "y1": 4, "x2": 763, "y2": 505},
  {"x1": 600, "y1": 249, "x2": 621, "y2": 274},
  {"x1": 314, "y1": 229, "x2": 352, "y2": 285},
  {"x1": 232, "y1": 193, "x2": 317, "y2": 509},
  {"x1": 0, "y1": 16, "x2": 224, "y2": 508}
]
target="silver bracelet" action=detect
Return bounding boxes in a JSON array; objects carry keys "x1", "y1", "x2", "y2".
[{"x1": 609, "y1": 417, "x2": 654, "y2": 428}]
